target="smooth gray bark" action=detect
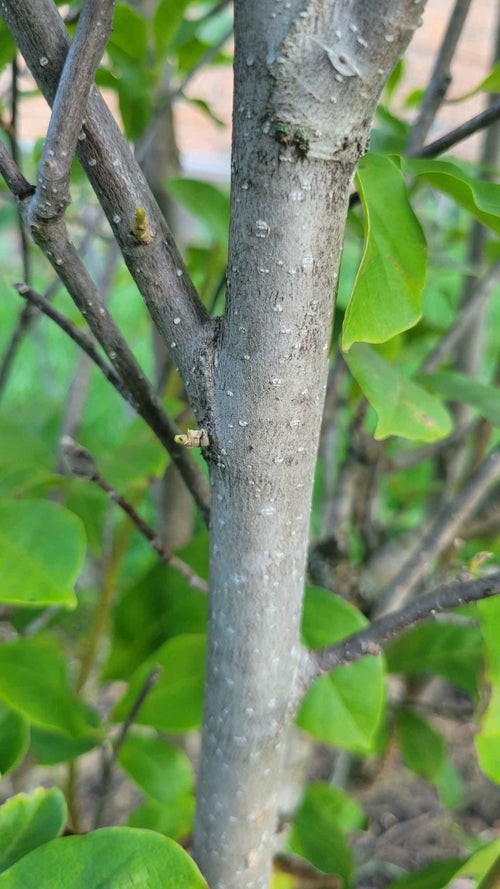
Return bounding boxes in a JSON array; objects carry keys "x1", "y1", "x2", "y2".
[{"x1": 193, "y1": 2, "x2": 426, "y2": 887}]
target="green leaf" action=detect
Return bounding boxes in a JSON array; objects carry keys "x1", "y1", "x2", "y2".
[
  {"x1": 110, "y1": 4, "x2": 147, "y2": 61},
  {"x1": 476, "y1": 680, "x2": 500, "y2": 781},
  {"x1": 435, "y1": 759, "x2": 464, "y2": 810},
  {"x1": 297, "y1": 587, "x2": 385, "y2": 753},
  {"x1": 301, "y1": 585, "x2": 368, "y2": 649},
  {"x1": 386, "y1": 622, "x2": 483, "y2": 696},
  {"x1": 104, "y1": 535, "x2": 208, "y2": 681},
  {"x1": 0, "y1": 500, "x2": 86, "y2": 609},
  {"x1": 342, "y1": 153, "x2": 427, "y2": 350},
  {"x1": 0, "y1": 788, "x2": 66, "y2": 874},
  {"x1": 118, "y1": 731, "x2": 194, "y2": 806},
  {"x1": 406, "y1": 158, "x2": 500, "y2": 237},
  {"x1": 0, "y1": 704, "x2": 29, "y2": 777},
  {"x1": 0, "y1": 418, "x2": 54, "y2": 500},
  {"x1": 394, "y1": 707, "x2": 445, "y2": 780},
  {"x1": 0, "y1": 828, "x2": 207, "y2": 889},
  {"x1": 127, "y1": 797, "x2": 195, "y2": 842},
  {"x1": 167, "y1": 178, "x2": 229, "y2": 247},
  {"x1": 387, "y1": 858, "x2": 463, "y2": 889},
  {"x1": 30, "y1": 723, "x2": 100, "y2": 766},
  {"x1": 0, "y1": 637, "x2": 101, "y2": 740},
  {"x1": 0, "y1": 21, "x2": 16, "y2": 71},
  {"x1": 345, "y1": 344, "x2": 452, "y2": 441},
  {"x1": 455, "y1": 840, "x2": 500, "y2": 882},
  {"x1": 113, "y1": 634, "x2": 206, "y2": 732},
  {"x1": 288, "y1": 784, "x2": 356, "y2": 888},
  {"x1": 98, "y1": 420, "x2": 168, "y2": 490},
  {"x1": 153, "y1": 0, "x2": 191, "y2": 61},
  {"x1": 419, "y1": 371, "x2": 500, "y2": 427}
]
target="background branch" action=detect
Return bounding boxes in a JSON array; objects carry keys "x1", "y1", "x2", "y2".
[
  {"x1": 406, "y1": 0, "x2": 473, "y2": 153},
  {"x1": 375, "y1": 448, "x2": 500, "y2": 616}
]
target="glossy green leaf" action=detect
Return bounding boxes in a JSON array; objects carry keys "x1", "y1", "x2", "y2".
[
  {"x1": 118, "y1": 731, "x2": 194, "y2": 806},
  {"x1": 0, "y1": 637, "x2": 100, "y2": 740},
  {"x1": 0, "y1": 704, "x2": 29, "y2": 776},
  {"x1": 419, "y1": 372, "x2": 500, "y2": 426},
  {"x1": 167, "y1": 178, "x2": 229, "y2": 247},
  {"x1": 0, "y1": 500, "x2": 86, "y2": 608},
  {"x1": 153, "y1": 0, "x2": 191, "y2": 60},
  {"x1": 298, "y1": 587, "x2": 385, "y2": 753},
  {"x1": 387, "y1": 858, "x2": 463, "y2": 889},
  {"x1": 104, "y1": 535, "x2": 208, "y2": 681},
  {"x1": 127, "y1": 796, "x2": 195, "y2": 842},
  {"x1": 288, "y1": 784, "x2": 355, "y2": 888},
  {"x1": 478, "y1": 596, "x2": 500, "y2": 678},
  {"x1": 0, "y1": 788, "x2": 66, "y2": 874},
  {"x1": 0, "y1": 828, "x2": 207, "y2": 889},
  {"x1": 109, "y1": 4, "x2": 147, "y2": 61},
  {"x1": 395, "y1": 707, "x2": 445, "y2": 780},
  {"x1": 113, "y1": 634, "x2": 206, "y2": 731},
  {"x1": 406, "y1": 158, "x2": 500, "y2": 236},
  {"x1": 386, "y1": 622, "x2": 483, "y2": 696},
  {"x1": 342, "y1": 153, "x2": 426, "y2": 350},
  {"x1": 345, "y1": 344, "x2": 452, "y2": 441}
]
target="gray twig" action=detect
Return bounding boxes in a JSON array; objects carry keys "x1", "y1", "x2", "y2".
[
  {"x1": 29, "y1": 0, "x2": 115, "y2": 225},
  {"x1": 417, "y1": 99, "x2": 500, "y2": 158},
  {"x1": 61, "y1": 435, "x2": 208, "y2": 593},
  {"x1": 302, "y1": 571, "x2": 500, "y2": 688}
]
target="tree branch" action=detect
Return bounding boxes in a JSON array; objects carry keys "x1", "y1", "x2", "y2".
[
  {"x1": 12, "y1": 276, "x2": 210, "y2": 523},
  {"x1": 302, "y1": 572, "x2": 500, "y2": 688},
  {"x1": 0, "y1": 0, "x2": 213, "y2": 418},
  {"x1": 14, "y1": 283, "x2": 131, "y2": 401},
  {"x1": 375, "y1": 448, "x2": 500, "y2": 616},
  {"x1": 30, "y1": 0, "x2": 115, "y2": 225},
  {"x1": 416, "y1": 99, "x2": 500, "y2": 159},
  {"x1": 406, "y1": 0, "x2": 473, "y2": 154},
  {"x1": 61, "y1": 436, "x2": 208, "y2": 593}
]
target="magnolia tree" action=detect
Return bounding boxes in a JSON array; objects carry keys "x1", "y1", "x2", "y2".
[{"x1": 0, "y1": 1, "x2": 500, "y2": 888}]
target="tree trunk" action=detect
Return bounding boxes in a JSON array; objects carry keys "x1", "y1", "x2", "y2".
[{"x1": 193, "y1": 3, "x2": 424, "y2": 887}]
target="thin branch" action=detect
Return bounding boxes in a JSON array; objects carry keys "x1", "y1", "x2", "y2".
[
  {"x1": 416, "y1": 99, "x2": 500, "y2": 159},
  {"x1": 375, "y1": 448, "x2": 500, "y2": 616},
  {"x1": 0, "y1": 0, "x2": 212, "y2": 415},
  {"x1": 93, "y1": 666, "x2": 162, "y2": 828},
  {"x1": 60, "y1": 436, "x2": 208, "y2": 593},
  {"x1": 13, "y1": 277, "x2": 210, "y2": 523},
  {"x1": 302, "y1": 572, "x2": 500, "y2": 688},
  {"x1": 30, "y1": 0, "x2": 115, "y2": 225},
  {"x1": 406, "y1": 0, "x2": 473, "y2": 154},
  {"x1": 14, "y1": 284, "x2": 134, "y2": 402}
]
